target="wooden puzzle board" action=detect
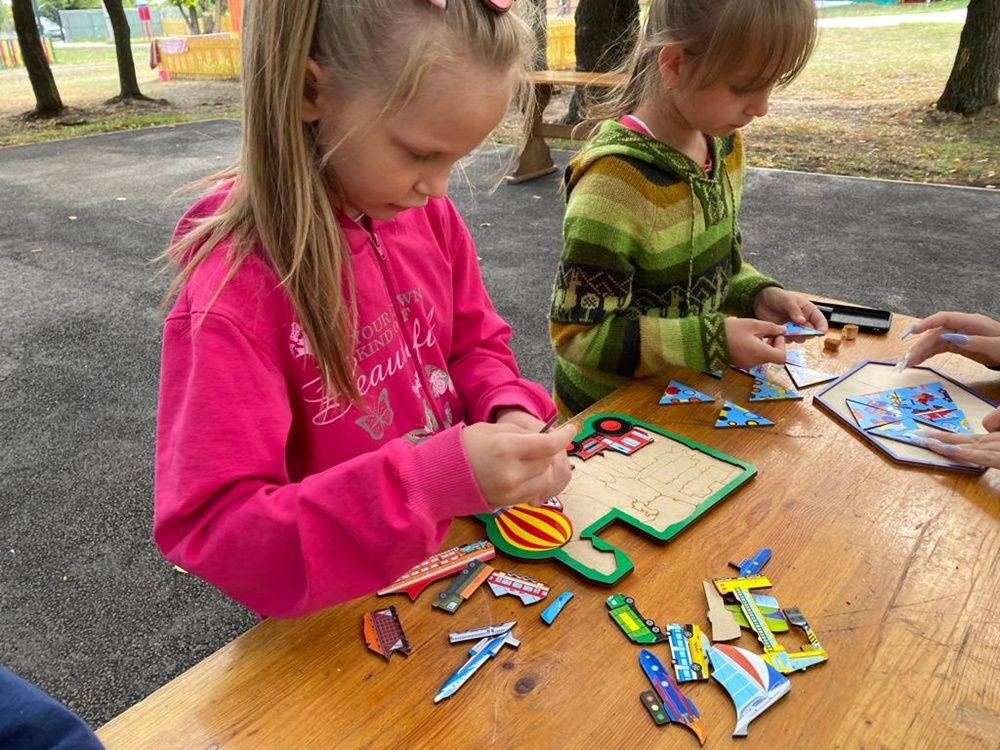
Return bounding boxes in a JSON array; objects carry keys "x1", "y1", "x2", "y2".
[
  {"x1": 815, "y1": 359, "x2": 997, "y2": 472},
  {"x1": 477, "y1": 414, "x2": 755, "y2": 584}
]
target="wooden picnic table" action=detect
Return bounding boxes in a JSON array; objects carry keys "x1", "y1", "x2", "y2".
[
  {"x1": 97, "y1": 310, "x2": 999, "y2": 749},
  {"x1": 509, "y1": 69, "x2": 627, "y2": 183}
]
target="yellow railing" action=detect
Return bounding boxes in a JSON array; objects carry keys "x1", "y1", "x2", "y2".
[{"x1": 547, "y1": 18, "x2": 576, "y2": 70}]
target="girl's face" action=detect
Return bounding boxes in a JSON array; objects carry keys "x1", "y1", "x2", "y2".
[
  {"x1": 306, "y1": 62, "x2": 516, "y2": 221},
  {"x1": 674, "y1": 76, "x2": 773, "y2": 137}
]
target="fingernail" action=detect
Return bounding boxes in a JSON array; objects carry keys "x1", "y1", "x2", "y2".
[
  {"x1": 927, "y1": 439, "x2": 958, "y2": 452},
  {"x1": 912, "y1": 429, "x2": 937, "y2": 438},
  {"x1": 892, "y1": 356, "x2": 909, "y2": 374},
  {"x1": 900, "y1": 324, "x2": 915, "y2": 340},
  {"x1": 941, "y1": 333, "x2": 970, "y2": 346}
]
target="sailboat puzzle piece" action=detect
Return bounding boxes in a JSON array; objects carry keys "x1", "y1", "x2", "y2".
[
  {"x1": 783, "y1": 321, "x2": 824, "y2": 337},
  {"x1": 638, "y1": 649, "x2": 707, "y2": 745},
  {"x1": 785, "y1": 363, "x2": 838, "y2": 389},
  {"x1": 749, "y1": 379, "x2": 803, "y2": 402},
  {"x1": 659, "y1": 380, "x2": 715, "y2": 405},
  {"x1": 715, "y1": 401, "x2": 774, "y2": 428},
  {"x1": 362, "y1": 605, "x2": 411, "y2": 661},
  {"x1": 709, "y1": 643, "x2": 790, "y2": 736}
]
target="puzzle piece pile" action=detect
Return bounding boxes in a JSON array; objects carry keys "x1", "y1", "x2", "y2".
[
  {"x1": 361, "y1": 538, "x2": 574, "y2": 702},
  {"x1": 607, "y1": 549, "x2": 828, "y2": 743}
]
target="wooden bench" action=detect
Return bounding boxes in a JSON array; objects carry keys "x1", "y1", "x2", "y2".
[{"x1": 509, "y1": 69, "x2": 627, "y2": 184}]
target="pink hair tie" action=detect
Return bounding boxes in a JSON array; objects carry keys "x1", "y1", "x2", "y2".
[{"x1": 425, "y1": 0, "x2": 513, "y2": 13}]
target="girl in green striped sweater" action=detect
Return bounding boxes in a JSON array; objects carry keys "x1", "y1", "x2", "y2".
[{"x1": 549, "y1": 0, "x2": 829, "y2": 418}]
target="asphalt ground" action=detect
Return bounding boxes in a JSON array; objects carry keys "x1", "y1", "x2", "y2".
[{"x1": 1, "y1": 120, "x2": 997, "y2": 728}]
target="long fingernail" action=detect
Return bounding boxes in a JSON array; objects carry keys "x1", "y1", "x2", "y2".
[
  {"x1": 911, "y1": 429, "x2": 938, "y2": 438},
  {"x1": 892, "y1": 355, "x2": 909, "y2": 374},
  {"x1": 927, "y1": 439, "x2": 958, "y2": 452},
  {"x1": 900, "y1": 324, "x2": 915, "y2": 340},
  {"x1": 941, "y1": 333, "x2": 970, "y2": 346}
]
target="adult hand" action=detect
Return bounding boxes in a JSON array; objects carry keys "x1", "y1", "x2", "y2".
[
  {"x1": 725, "y1": 317, "x2": 787, "y2": 369},
  {"x1": 900, "y1": 312, "x2": 1000, "y2": 369},
  {"x1": 461, "y1": 421, "x2": 576, "y2": 508},
  {"x1": 752, "y1": 287, "x2": 828, "y2": 333},
  {"x1": 918, "y1": 409, "x2": 1000, "y2": 470}
]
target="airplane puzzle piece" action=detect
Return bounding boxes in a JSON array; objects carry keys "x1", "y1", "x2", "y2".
[{"x1": 729, "y1": 548, "x2": 772, "y2": 577}]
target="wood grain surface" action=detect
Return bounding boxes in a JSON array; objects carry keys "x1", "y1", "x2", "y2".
[{"x1": 97, "y1": 313, "x2": 1000, "y2": 750}]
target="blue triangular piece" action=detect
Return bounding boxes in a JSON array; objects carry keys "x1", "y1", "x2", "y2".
[
  {"x1": 784, "y1": 322, "x2": 824, "y2": 337},
  {"x1": 749, "y1": 379, "x2": 803, "y2": 402},
  {"x1": 660, "y1": 380, "x2": 715, "y2": 405},
  {"x1": 732, "y1": 364, "x2": 769, "y2": 380},
  {"x1": 785, "y1": 364, "x2": 838, "y2": 389},
  {"x1": 703, "y1": 370, "x2": 723, "y2": 379},
  {"x1": 715, "y1": 401, "x2": 774, "y2": 428},
  {"x1": 785, "y1": 348, "x2": 807, "y2": 368}
]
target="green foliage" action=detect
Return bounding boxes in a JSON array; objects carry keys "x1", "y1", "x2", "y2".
[{"x1": 0, "y1": 2, "x2": 11, "y2": 33}]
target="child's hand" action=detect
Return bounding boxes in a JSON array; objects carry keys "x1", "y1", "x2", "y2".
[
  {"x1": 493, "y1": 407, "x2": 548, "y2": 432},
  {"x1": 752, "y1": 288, "x2": 828, "y2": 333},
  {"x1": 900, "y1": 312, "x2": 1000, "y2": 369},
  {"x1": 461, "y1": 421, "x2": 576, "y2": 509},
  {"x1": 725, "y1": 317, "x2": 787, "y2": 369}
]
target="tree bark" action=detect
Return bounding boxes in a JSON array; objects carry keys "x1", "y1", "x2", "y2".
[
  {"x1": 11, "y1": 0, "x2": 63, "y2": 117},
  {"x1": 565, "y1": 0, "x2": 638, "y2": 123},
  {"x1": 103, "y1": 0, "x2": 150, "y2": 102},
  {"x1": 529, "y1": 0, "x2": 548, "y2": 71},
  {"x1": 936, "y1": 0, "x2": 1000, "y2": 115}
]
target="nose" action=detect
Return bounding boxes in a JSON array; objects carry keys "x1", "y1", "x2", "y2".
[
  {"x1": 745, "y1": 90, "x2": 770, "y2": 118},
  {"x1": 415, "y1": 169, "x2": 450, "y2": 200}
]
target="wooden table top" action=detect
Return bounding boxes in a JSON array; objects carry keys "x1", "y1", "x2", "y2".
[
  {"x1": 97, "y1": 312, "x2": 1000, "y2": 749},
  {"x1": 529, "y1": 69, "x2": 627, "y2": 87}
]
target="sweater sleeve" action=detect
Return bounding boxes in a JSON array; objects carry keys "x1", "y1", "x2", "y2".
[
  {"x1": 724, "y1": 220, "x2": 783, "y2": 317},
  {"x1": 550, "y1": 173, "x2": 730, "y2": 377},
  {"x1": 444, "y1": 210, "x2": 555, "y2": 423},
  {"x1": 154, "y1": 310, "x2": 491, "y2": 618}
]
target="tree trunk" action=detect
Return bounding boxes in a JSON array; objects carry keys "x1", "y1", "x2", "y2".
[
  {"x1": 11, "y1": 0, "x2": 63, "y2": 117},
  {"x1": 103, "y1": 0, "x2": 149, "y2": 102},
  {"x1": 529, "y1": 0, "x2": 548, "y2": 71},
  {"x1": 187, "y1": 6, "x2": 201, "y2": 34},
  {"x1": 936, "y1": 0, "x2": 1000, "y2": 115},
  {"x1": 565, "y1": 0, "x2": 638, "y2": 123},
  {"x1": 214, "y1": 0, "x2": 224, "y2": 34}
]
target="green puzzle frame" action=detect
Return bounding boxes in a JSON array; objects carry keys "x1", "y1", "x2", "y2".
[{"x1": 475, "y1": 413, "x2": 757, "y2": 585}]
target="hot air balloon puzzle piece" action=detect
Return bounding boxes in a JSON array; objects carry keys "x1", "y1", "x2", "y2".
[
  {"x1": 715, "y1": 401, "x2": 774, "y2": 428},
  {"x1": 704, "y1": 580, "x2": 742, "y2": 641},
  {"x1": 362, "y1": 605, "x2": 411, "y2": 661},
  {"x1": 434, "y1": 628, "x2": 520, "y2": 703},
  {"x1": 783, "y1": 321, "x2": 824, "y2": 337},
  {"x1": 432, "y1": 559, "x2": 494, "y2": 614},
  {"x1": 377, "y1": 540, "x2": 495, "y2": 600},
  {"x1": 708, "y1": 643, "x2": 790, "y2": 737},
  {"x1": 659, "y1": 380, "x2": 714, "y2": 405},
  {"x1": 476, "y1": 413, "x2": 756, "y2": 585},
  {"x1": 540, "y1": 591, "x2": 574, "y2": 625},
  {"x1": 638, "y1": 649, "x2": 707, "y2": 745},
  {"x1": 606, "y1": 593, "x2": 668, "y2": 644},
  {"x1": 491, "y1": 504, "x2": 573, "y2": 553},
  {"x1": 666, "y1": 624, "x2": 710, "y2": 682},
  {"x1": 814, "y1": 360, "x2": 996, "y2": 472},
  {"x1": 487, "y1": 570, "x2": 550, "y2": 605},
  {"x1": 749, "y1": 379, "x2": 803, "y2": 402}
]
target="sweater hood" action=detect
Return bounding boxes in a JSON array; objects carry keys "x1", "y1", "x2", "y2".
[{"x1": 565, "y1": 120, "x2": 737, "y2": 229}]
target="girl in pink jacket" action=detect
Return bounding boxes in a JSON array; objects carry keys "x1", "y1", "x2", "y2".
[{"x1": 154, "y1": 0, "x2": 575, "y2": 618}]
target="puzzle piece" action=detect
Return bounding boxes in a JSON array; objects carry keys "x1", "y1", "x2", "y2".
[
  {"x1": 731, "y1": 364, "x2": 769, "y2": 380},
  {"x1": 659, "y1": 380, "x2": 715, "y2": 405},
  {"x1": 749, "y1": 379, "x2": 803, "y2": 402},
  {"x1": 784, "y1": 348, "x2": 807, "y2": 367},
  {"x1": 783, "y1": 321, "x2": 824, "y2": 337},
  {"x1": 785, "y1": 363, "x2": 838, "y2": 389},
  {"x1": 715, "y1": 401, "x2": 774, "y2": 428}
]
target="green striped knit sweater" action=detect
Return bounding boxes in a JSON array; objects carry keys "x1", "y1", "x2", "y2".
[{"x1": 548, "y1": 121, "x2": 781, "y2": 417}]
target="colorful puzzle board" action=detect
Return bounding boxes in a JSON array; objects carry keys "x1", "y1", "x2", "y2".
[
  {"x1": 814, "y1": 360, "x2": 997, "y2": 473},
  {"x1": 476, "y1": 413, "x2": 756, "y2": 585}
]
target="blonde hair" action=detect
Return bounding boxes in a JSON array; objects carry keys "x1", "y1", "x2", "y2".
[
  {"x1": 589, "y1": 0, "x2": 817, "y2": 123},
  {"x1": 164, "y1": 0, "x2": 535, "y2": 404}
]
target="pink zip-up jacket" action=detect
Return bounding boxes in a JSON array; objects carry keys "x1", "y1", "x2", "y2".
[{"x1": 154, "y1": 183, "x2": 555, "y2": 617}]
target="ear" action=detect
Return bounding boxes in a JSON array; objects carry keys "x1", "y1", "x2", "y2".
[
  {"x1": 302, "y1": 58, "x2": 324, "y2": 123},
  {"x1": 656, "y1": 45, "x2": 686, "y2": 89}
]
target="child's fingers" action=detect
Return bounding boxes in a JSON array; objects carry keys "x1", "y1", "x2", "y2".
[{"x1": 800, "y1": 301, "x2": 828, "y2": 332}]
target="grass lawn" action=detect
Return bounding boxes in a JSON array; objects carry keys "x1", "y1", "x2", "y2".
[
  {"x1": 817, "y1": 0, "x2": 968, "y2": 18},
  {"x1": 1, "y1": 22, "x2": 997, "y2": 190},
  {"x1": 50, "y1": 43, "x2": 149, "y2": 66}
]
